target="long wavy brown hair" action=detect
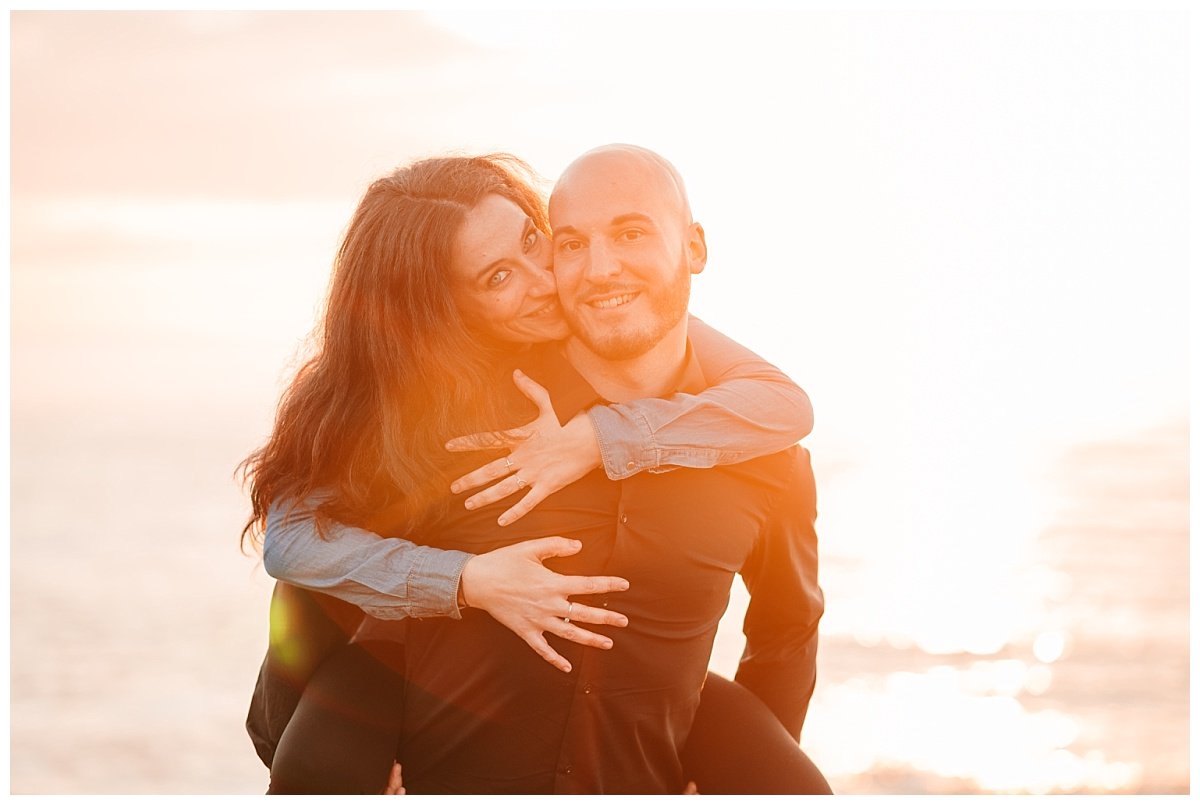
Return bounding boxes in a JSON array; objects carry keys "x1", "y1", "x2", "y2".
[{"x1": 238, "y1": 154, "x2": 549, "y2": 550}]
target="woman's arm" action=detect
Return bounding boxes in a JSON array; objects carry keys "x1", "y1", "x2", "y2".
[
  {"x1": 448, "y1": 315, "x2": 813, "y2": 521},
  {"x1": 590, "y1": 315, "x2": 813, "y2": 479},
  {"x1": 263, "y1": 499, "x2": 471, "y2": 620},
  {"x1": 262, "y1": 318, "x2": 809, "y2": 664},
  {"x1": 263, "y1": 498, "x2": 629, "y2": 673}
]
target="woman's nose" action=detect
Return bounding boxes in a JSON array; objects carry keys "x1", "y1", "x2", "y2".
[
  {"x1": 527, "y1": 260, "x2": 557, "y2": 297},
  {"x1": 522, "y1": 244, "x2": 555, "y2": 291}
]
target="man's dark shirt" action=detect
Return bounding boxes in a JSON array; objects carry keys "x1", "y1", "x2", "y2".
[{"x1": 356, "y1": 341, "x2": 823, "y2": 794}]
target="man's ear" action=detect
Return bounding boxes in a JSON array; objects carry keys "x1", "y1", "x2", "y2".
[{"x1": 687, "y1": 222, "x2": 707, "y2": 275}]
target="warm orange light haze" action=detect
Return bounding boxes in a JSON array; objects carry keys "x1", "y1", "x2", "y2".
[{"x1": 8, "y1": 8, "x2": 1189, "y2": 794}]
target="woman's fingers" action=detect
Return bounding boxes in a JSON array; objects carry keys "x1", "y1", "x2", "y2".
[
  {"x1": 511, "y1": 369, "x2": 556, "y2": 417},
  {"x1": 445, "y1": 424, "x2": 529, "y2": 453},
  {"x1": 462, "y1": 537, "x2": 633, "y2": 672},
  {"x1": 558, "y1": 602, "x2": 628, "y2": 629},
  {"x1": 459, "y1": 471, "x2": 572, "y2": 520},
  {"x1": 445, "y1": 430, "x2": 510, "y2": 452},
  {"x1": 464, "y1": 475, "x2": 529, "y2": 511},
  {"x1": 543, "y1": 618, "x2": 615, "y2": 650},
  {"x1": 517, "y1": 535, "x2": 582, "y2": 560},
  {"x1": 495, "y1": 486, "x2": 548, "y2": 526},
  {"x1": 451, "y1": 456, "x2": 514, "y2": 495},
  {"x1": 520, "y1": 630, "x2": 573, "y2": 674},
  {"x1": 561, "y1": 572, "x2": 631, "y2": 597},
  {"x1": 382, "y1": 762, "x2": 404, "y2": 795}
]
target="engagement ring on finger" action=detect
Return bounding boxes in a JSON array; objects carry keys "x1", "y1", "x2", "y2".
[
  {"x1": 515, "y1": 475, "x2": 527, "y2": 489},
  {"x1": 564, "y1": 602, "x2": 574, "y2": 623}
]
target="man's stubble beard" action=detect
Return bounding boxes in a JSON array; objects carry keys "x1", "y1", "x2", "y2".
[{"x1": 563, "y1": 256, "x2": 692, "y2": 362}]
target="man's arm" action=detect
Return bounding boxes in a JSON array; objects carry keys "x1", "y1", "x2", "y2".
[
  {"x1": 588, "y1": 315, "x2": 813, "y2": 479},
  {"x1": 736, "y1": 446, "x2": 824, "y2": 741}
]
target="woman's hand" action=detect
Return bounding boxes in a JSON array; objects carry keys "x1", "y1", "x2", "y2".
[
  {"x1": 447, "y1": 369, "x2": 602, "y2": 526},
  {"x1": 382, "y1": 762, "x2": 404, "y2": 795},
  {"x1": 460, "y1": 536, "x2": 629, "y2": 673}
]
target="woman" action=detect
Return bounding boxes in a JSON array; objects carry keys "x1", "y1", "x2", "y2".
[{"x1": 241, "y1": 154, "x2": 829, "y2": 794}]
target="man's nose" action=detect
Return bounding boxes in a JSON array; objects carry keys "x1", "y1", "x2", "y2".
[{"x1": 583, "y1": 240, "x2": 622, "y2": 282}]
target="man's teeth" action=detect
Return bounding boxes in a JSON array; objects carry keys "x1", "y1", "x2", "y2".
[{"x1": 593, "y1": 293, "x2": 637, "y2": 310}]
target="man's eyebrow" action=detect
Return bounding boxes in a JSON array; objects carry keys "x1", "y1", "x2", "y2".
[{"x1": 553, "y1": 213, "x2": 655, "y2": 239}]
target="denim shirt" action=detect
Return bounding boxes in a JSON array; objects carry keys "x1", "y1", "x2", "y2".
[{"x1": 261, "y1": 317, "x2": 812, "y2": 620}]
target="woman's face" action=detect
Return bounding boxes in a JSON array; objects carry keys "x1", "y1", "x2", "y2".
[{"x1": 450, "y1": 193, "x2": 570, "y2": 344}]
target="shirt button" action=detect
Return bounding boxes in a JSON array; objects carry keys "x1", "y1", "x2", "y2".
[
  {"x1": 583, "y1": 683, "x2": 593, "y2": 694},
  {"x1": 620, "y1": 514, "x2": 628, "y2": 524},
  {"x1": 601, "y1": 597, "x2": 609, "y2": 608},
  {"x1": 563, "y1": 765, "x2": 573, "y2": 775}
]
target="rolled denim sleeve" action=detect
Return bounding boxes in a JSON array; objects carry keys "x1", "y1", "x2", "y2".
[
  {"x1": 588, "y1": 316, "x2": 814, "y2": 480},
  {"x1": 262, "y1": 498, "x2": 473, "y2": 621}
]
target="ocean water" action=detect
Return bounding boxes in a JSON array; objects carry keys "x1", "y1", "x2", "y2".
[{"x1": 708, "y1": 421, "x2": 1189, "y2": 794}]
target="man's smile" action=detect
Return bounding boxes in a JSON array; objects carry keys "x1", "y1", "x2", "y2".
[{"x1": 587, "y1": 291, "x2": 641, "y2": 310}]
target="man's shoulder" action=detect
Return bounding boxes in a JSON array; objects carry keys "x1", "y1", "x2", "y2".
[
  {"x1": 640, "y1": 443, "x2": 812, "y2": 518},
  {"x1": 723, "y1": 442, "x2": 816, "y2": 521}
]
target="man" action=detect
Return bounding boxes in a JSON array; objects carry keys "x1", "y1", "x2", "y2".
[{"x1": 379, "y1": 145, "x2": 823, "y2": 793}]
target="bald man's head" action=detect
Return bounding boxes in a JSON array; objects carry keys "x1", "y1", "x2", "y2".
[
  {"x1": 552, "y1": 144, "x2": 693, "y2": 227},
  {"x1": 548, "y1": 145, "x2": 706, "y2": 362}
]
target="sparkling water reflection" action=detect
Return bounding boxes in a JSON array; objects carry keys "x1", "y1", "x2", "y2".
[{"x1": 714, "y1": 421, "x2": 1187, "y2": 794}]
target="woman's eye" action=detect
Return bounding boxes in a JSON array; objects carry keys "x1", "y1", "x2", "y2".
[{"x1": 487, "y1": 269, "x2": 512, "y2": 289}]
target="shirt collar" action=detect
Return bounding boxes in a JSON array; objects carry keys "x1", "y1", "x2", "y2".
[
  {"x1": 673, "y1": 339, "x2": 709, "y2": 396},
  {"x1": 523, "y1": 338, "x2": 709, "y2": 422}
]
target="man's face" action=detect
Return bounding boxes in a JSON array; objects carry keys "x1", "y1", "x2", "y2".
[{"x1": 549, "y1": 152, "x2": 705, "y2": 361}]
